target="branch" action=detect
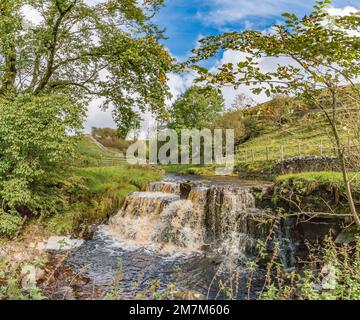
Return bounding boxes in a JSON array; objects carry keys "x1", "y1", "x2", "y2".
[{"x1": 34, "y1": 0, "x2": 77, "y2": 94}]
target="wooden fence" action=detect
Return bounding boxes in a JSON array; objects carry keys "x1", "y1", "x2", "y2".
[{"x1": 236, "y1": 136, "x2": 359, "y2": 162}]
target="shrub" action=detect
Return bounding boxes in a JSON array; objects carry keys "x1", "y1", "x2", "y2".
[
  {"x1": 0, "y1": 210, "x2": 22, "y2": 238},
  {"x1": 0, "y1": 94, "x2": 84, "y2": 218}
]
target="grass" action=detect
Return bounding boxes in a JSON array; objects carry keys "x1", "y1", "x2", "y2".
[
  {"x1": 73, "y1": 135, "x2": 126, "y2": 167},
  {"x1": 163, "y1": 164, "x2": 218, "y2": 176},
  {"x1": 45, "y1": 138, "x2": 164, "y2": 235},
  {"x1": 277, "y1": 172, "x2": 360, "y2": 189},
  {"x1": 275, "y1": 171, "x2": 360, "y2": 204},
  {"x1": 234, "y1": 107, "x2": 354, "y2": 166},
  {"x1": 236, "y1": 117, "x2": 336, "y2": 162},
  {"x1": 46, "y1": 166, "x2": 163, "y2": 235}
]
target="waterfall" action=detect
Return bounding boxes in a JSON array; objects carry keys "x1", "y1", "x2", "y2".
[
  {"x1": 147, "y1": 181, "x2": 180, "y2": 194},
  {"x1": 106, "y1": 179, "x2": 268, "y2": 258}
]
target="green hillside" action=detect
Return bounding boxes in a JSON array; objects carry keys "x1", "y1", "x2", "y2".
[
  {"x1": 232, "y1": 101, "x2": 355, "y2": 164},
  {"x1": 73, "y1": 135, "x2": 127, "y2": 167}
]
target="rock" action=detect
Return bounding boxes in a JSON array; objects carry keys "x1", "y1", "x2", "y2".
[
  {"x1": 37, "y1": 236, "x2": 84, "y2": 251},
  {"x1": 35, "y1": 268, "x2": 46, "y2": 282},
  {"x1": 21, "y1": 264, "x2": 37, "y2": 290},
  {"x1": 321, "y1": 264, "x2": 337, "y2": 290},
  {"x1": 272, "y1": 156, "x2": 358, "y2": 175},
  {"x1": 0, "y1": 247, "x2": 6, "y2": 257},
  {"x1": 180, "y1": 182, "x2": 192, "y2": 199},
  {"x1": 20, "y1": 265, "x2": 46, "y2": 290},
  {"x1": 335, "y1": 226, "x2": 360, "y2": 244},
  {"x1": 82, "y1": 224, "x2": 98, "y2": 240}
]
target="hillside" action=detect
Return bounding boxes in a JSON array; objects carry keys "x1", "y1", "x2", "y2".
[
  {"x1": 73, "y1": 135, "x2": 127, "y2": 167},
  {"x1": 231, "y1": 100, "x2": 356, "y2": 164}
]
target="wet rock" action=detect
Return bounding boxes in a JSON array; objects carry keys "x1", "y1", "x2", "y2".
[
  {"x1": 37, "y1": 236, "x2": 84, "y2": 251},
  {"x1": 335, "y1": 226, "x2": 360, "y2": 244},
  {"x1": 81, "y1": 224, "x2": 98, "y2": 240},
  {"x1": 180, "y1": 182, "x2": 192, "y2": 199}
]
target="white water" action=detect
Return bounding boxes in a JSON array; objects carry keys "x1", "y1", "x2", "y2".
[{"x1": 104, "y1": 178, "x2": 266, "y2": 262}]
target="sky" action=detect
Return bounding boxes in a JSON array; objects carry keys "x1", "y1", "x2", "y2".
[{"x1": 22, "y1": 0, "x2": 360, "y2": 132}]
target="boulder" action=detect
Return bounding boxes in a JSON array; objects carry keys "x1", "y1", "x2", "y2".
[{"x1": 37, "y1": 236, "x2": 84, "y2": 251}]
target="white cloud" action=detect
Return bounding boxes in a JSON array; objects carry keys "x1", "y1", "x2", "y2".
[
  {"x1": 327, "y1": 6, "x2": 359, "y2": 16},
  {"x1": 209, "y1": 49, "x2": 299, "y2": 107},
  {"x1": 84, "y1": 99, "x2": 116, "y2": 133},
  {"x1": 200, "y1": 1, "x2": 359, "y2": 27},
  {"x1": 199, "y1": 0, "x2": 308, "y2": 25},
  {"x1": 22, "y1": 2, "x2": 359, "y2": 131}
]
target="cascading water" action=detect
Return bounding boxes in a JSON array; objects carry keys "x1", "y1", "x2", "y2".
[
  {"x1": 147, "y1": 181, "x2": 180, "y2": 194},
  {"x1": 66, "y1": 175, "x2": 279, "y2": 299},
  {"x1": 106, "y1": 178, "x2": 264, "y2": 258}
]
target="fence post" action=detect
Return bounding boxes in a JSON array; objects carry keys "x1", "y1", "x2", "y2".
[
  {"x1": 298, "y1": 143, "x2": 301, "y2": 157},
  {"x1": 280, "y1": 145, "x2": 284, "y2": 161},
  {"x1": 266, "y1": 147, "x2": 269, "y2": 161},
  {"x1": 251, "y1": 149, "x2": 255, "y2": 162}
]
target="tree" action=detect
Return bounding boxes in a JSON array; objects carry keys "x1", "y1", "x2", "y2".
[
  {"x1": 260, "y1": 95, "x2": 293, "y2": 127},
  {"x1": 0, "y1": 0, "x2": 172, "y2": 224},
  {"x1": 169, "y1": 86, "x2": 225, "y2": 130},
  {"x1": 231, "y1": 93, "x2": 256, "y2": 111},
  {"x1": 91, "y1": 127, "x2": 130, "y2": 151},
  {"x1": 0, "y1": 0, "x2": 173, "y2": 135},
  {"x1": 0, "y1": 94, "x2": 83, "y2": 219},
  {"x1": 188, "y1": 0, "x2": 360, "y2": 225}
]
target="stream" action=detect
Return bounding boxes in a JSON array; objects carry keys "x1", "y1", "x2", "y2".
[{"x1": 65, "y1": 175, "x2": 280, "y2": 299}]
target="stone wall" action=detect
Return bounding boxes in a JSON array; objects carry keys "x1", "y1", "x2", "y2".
[{"x1": 273, "y1": 156, "x2": 342, "y2": 175}]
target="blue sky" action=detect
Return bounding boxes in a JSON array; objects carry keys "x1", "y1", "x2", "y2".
[
  {"x1": 85, "y1": 0, "x2": 359, "y2": 131},
  {"x1": 156, "y1": 0, "x2": 358, "y2": 60}
]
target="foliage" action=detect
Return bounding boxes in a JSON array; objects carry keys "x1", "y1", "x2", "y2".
[
  {"x1": 0, "y1": 0, "x2": 173, "y2": 135},
  {"x1": 0, "y1": 258, "x2": 46, "y2": 300},
  {"x1": 188, "y1": 0, "x2": 360, "y2": 224},
  {"x1": 0, "y1": 210, "x2": 22, "y2": 238},
  {"x1": 213, "y1": 110, "x2": 246, "y2": 145},
  {"x1": 0, "y1": 94, "x2": 83, "y2": 220},
  {"x1": 169, "y1": 86, "x2": 225, "y2": 131},
  {"x1": 91, "y1": 127, "x2": 130, "y2": 152},
  {"x1": 258, "y1": 236, "x2": 360, "y2": 300},
  {"x1": 274, "y1": 172, "x2": 360, "y2": 212},
  {"x1": 259, "y1": 95, "x2": 293, "y2": 127},
  {"x1": 276, "y1": 171, "x2": 360, "y2": 197}
]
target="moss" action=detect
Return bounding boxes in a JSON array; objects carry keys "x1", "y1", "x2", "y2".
[
  {"x1": 270, "y1": 171, "x2": 360, "y2": 214},
  {"x1": 236, "y1": 160, "x2": 275, "y2": 180},
  {"x1": 276, "y1": 172, "x2": 360, "y2": 195}
]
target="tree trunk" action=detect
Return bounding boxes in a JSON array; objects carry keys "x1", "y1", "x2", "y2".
[
  {"x1": 338, "y1": 148, "x2": 360, "y2": 226},
  {"x1": 0, "y1": 40, "x2": 17, "y2": 95},
  {"x1": 332, "y1": 122, "x2": 360, "y2": 226}
]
